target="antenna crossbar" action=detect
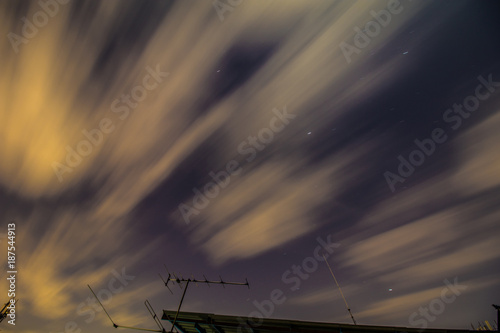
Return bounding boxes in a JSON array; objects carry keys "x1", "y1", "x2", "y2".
[
  {"x1": 159, "y1": 266, "x2": 249, "y2": 294},
  {"x1": 167, "y1": 277, "x2": 249, "y2": 286}
]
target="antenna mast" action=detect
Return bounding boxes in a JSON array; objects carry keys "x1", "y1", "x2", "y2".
[{"x1": 323, "y1": 255, "x2": 357, "y2": 325}]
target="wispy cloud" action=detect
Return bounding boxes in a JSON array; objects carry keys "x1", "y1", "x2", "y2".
[{"x1": 0, "y1": 0, "x2": 498, "y2": 331}]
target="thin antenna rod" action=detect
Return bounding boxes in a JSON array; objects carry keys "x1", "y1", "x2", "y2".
[
  {"x1": 88, "y1": 285, "x2": 164, "y2": 332},
  {"x1": 88, "y1": 285, "x2": 117, "y2": 328},
  {"x1": 322, "y1": 255, "x2": 357, "y2": 325},
  {"x1": 145, "y1": 300, "x2": 166, "y2": 333}
]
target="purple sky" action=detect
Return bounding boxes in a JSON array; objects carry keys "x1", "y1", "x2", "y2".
[{"x1": 0, "y1": 1, "x2": 499, "y2": 332}]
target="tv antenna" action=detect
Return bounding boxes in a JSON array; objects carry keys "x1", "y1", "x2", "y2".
[
  {"x1": 159, "y1": 265, "x2": 249, "y2": 332},
  {"x1": 88, "y1": 285, "x2": 167, "y2": 333},
  {"x1": 323, "y1": 255, "x2": 357, "y2": 325}
]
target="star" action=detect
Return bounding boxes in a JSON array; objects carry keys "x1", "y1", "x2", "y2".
[
  {"x1": 403, "y1": 51, "x2": 408, "y2": 55},
  {"x1": 307, "y1": 132, "x2": 312, "y2": 135}
]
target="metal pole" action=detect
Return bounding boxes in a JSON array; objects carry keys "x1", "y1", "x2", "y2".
[
  {"x1": 323, "y1": 255, "x2": 357, "y2": 325},
  {"x1": 170, "y1": 280, "x2": 190, "y2": 332}
]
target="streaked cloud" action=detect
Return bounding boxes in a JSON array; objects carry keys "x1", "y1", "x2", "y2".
[{"x1": 0, "y1": 0, "x2": 498, "y2": 331}]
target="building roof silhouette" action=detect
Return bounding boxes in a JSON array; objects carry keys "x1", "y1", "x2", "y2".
[{"x1": 162, "y1": 310, "x2": 474, "y2": 333}]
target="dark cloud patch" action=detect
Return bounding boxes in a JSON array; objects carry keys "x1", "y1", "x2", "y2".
[
  {"x1": 82, "y1": 1, "x2": 174, "y2": 86},
  {"x1": 128, "y1": 129, "x2": 234, "y2": 231},
  {"x1": 200, "y1": 40, "x2": 278, "y2": 111}
]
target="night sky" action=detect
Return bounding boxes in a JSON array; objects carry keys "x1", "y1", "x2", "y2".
[{"x1": 1, "y1": 1, "x2": 500, "y2": 332}]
